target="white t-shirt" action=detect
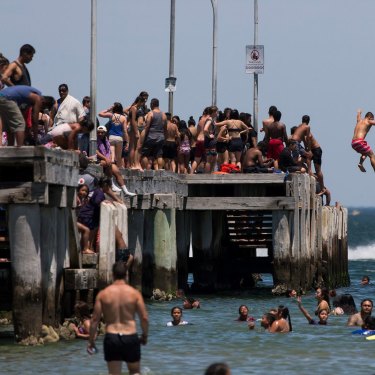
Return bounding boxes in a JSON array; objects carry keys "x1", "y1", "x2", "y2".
[{"x1": 166, "y1": 321, "x2": 189, "y2": 326}]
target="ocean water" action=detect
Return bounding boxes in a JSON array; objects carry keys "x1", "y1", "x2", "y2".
[{"x1": 1, "y1": 207, "x2": 375, "y2": 375}]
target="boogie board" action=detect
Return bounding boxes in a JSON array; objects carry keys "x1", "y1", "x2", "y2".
[{"x1": 352, "y1": 329, "x2": 375, "y2": 335}]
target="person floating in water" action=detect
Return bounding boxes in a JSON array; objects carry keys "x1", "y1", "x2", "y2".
[
  {"x1": 361, "y1": 275, "x2": 370, "y2": 285},
  {"x1": 167, "y1": 306, "x2": 189, "y2": 326},
  {"x1": 183, "y1": 297, "x2": 200, "y2": 309},
  {"x1": 297, "y1": 296, "x2": 328, "y2": 325},
  {"x1": 351, "y1": 109, "x2": 375, "y2": 172},
  {"x1": 236, "y1": 305, "x2": 255, "y2": 322}
]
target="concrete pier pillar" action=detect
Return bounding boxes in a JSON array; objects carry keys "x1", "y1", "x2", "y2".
[
  {"x1": 272, "y1": 210, "x2": 292, "y2": 288},
  {"x1": 128, "y1": 210, "x2": 144, "y2": 291},
  {"x1": 40, "y1": 207, "x2": 58, "y2": 326},
  {"x1": 98, "y1": 202, "x2": 116, "y2": 288},
  {"x1": 142, "y1": 209, "x2": 177, "y2": 296},
  {"x1": 9, "y1": 204, "x2": 43, "y2": 343},
  {"x1": 176, "y1": 210, "x2": 191, "y2": 291},
  {"x1": 191, "y1": 210, "x2": 214, "y2": 292}
]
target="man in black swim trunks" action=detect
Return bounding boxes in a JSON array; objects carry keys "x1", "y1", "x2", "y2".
[{"x1": 88, "y1": 262, "x2": 149, "y2": 375}]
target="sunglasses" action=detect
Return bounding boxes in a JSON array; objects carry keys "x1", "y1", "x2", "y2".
[{"x1": 59, "y1": 88, "x2": 67, "y2": 93}]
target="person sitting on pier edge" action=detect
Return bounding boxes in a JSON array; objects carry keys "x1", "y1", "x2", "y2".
[
  {"x1": 42, "y1": 117, "x2": 94, "y2": 150},
  {"x1": 278, "y1": 139, "x2": 307, "y2": 174},
  {"x1": 167, "y1": 306, "x2": 189, "y2": 326},
  {"x1": 0, "y1": 85, "x2": 54, "y2": 146},
  {"x1": 96, "y1": 125, "x2": 136, "y2": 197},
  {"x1": 183, "y1": 297, "x2": 200, "y2": 309},
  {"x1": 78, "y1": 153, "x2": 97, "y2": 194},
  {"x1": 347, "y1": 299, "x2": 373, "y2": 327},
  {"x1": 297, "y1": 296, "x2": 328, "y2": 325},
  {"x1": 51, "y1": 83, "x2": 86, "y2": 127},
  {"x1": 242, "y1": 141, "x2": 274, "y2": 173}
]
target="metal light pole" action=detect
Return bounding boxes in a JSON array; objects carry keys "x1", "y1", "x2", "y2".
[
  {"x1": 253, "y1": 0, "x2": 259, "y2": 133},
  {"x1": 168, "y1": 0, "x2": 176, "y2": 115},
  {"x1": 211, "y1": 0, "x2": 218, "y2": 107},
  {"x1": 89, "y1": 0, "x2": 97, "y2": 156}
]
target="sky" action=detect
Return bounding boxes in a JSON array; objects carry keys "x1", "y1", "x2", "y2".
[{"x1": 2, "y1": 0, "x2": 375, "y2": 207}]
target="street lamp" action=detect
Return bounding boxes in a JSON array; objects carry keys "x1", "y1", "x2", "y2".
[
  {"x1": 168, "y1": 0, "x2": 176, "y2": 115},
  {"x1": 211, "y1": 0, "x2": 218, "y2": 107},
  {"x1": 253, "y1": 0, "x2": 259, "y2": 133},
  {"x1": 89, "y1": 0, "x2": 97, "y2": 156}
]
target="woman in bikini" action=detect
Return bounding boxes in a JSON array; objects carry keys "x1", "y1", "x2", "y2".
[
  {"x1": 215, "y1": 109, "x2": 249, "y2": 170},
  {"x1": 177, "y1": 128, "x2": 192, "y2": 174},
  {"x1": 69, "y1": 301, "x2": 93, "y2": 339},
  {"x1": 315, "y1": 287, "x2": 331, "y2": 315},
  {"x1": 99, "y1": 102, "x2": 129, "y2": 169},
  {"x1": 127, "y1": 96, "x2": 146, "y2": 170}
]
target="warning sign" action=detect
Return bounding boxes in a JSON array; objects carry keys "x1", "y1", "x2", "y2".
[{"x1": 246, "y1": 45, "x2": 264, "y2": 74}]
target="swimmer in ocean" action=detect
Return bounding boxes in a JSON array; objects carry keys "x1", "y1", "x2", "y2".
[
  {"x1": 297, "y1": 296, "x2": 328, "y2": 325},
  {"x1": 167, "y1": 306, "x2": 189, "y2": 326}
]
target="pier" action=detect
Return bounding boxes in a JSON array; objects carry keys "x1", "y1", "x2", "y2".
[{"x1": 0, "y1": 147, "x2": 348, "y2": 343}]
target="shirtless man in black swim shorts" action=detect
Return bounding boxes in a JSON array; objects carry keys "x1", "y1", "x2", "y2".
[{"x1": 88, "y1": 262, "x2": 149, "y2": 375}]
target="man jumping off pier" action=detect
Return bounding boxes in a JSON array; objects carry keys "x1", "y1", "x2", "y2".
[{"x1": 352, "y1": 109, "x2": 375, "y2": 172}]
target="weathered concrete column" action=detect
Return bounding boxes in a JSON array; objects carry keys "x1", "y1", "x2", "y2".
[
  {"x1": 98, "y1": 202, "x2": 116, "y2": 288},
  {"x1": 142, "y1": 209, "x2": 177, "y2": 296},
  {"x1": 272, "y1": 210, "x2": 292, "y2": 288},
  {"x1": 176, "y1": 210, "x2": 191, "y2": 291},
  {"x1": 128, "y1": 209, "x2": 144, "y2": 292},
  {"x1": 40, "y1": 207, "x2": 58, "y2": 326},
  {"x1": 211, "y1": 211, "x2": 232, "y2": 290},
  {"x1": 9, "y1": 204, "x2": 42, "y2": 344},
  {"x1": 191, "y1": 210, "x2": 214, "y2": 292}
]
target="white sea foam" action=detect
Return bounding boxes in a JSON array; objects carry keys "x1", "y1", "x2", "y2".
[{"x1": 349, "y1": 244, "x2": 375, "y2": 260}]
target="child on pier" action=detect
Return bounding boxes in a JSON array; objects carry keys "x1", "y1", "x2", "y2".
[{"x1": 76, "y1": 184, "x2": 94, "y2": 254}]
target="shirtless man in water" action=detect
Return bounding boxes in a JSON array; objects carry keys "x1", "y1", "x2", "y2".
[
  {"x1": 347, "y1": 298, "x2": 373, "y2": 327},
  {"x1": 88, "y1": 262, "x2": 149, "y2": 375},
  {"x1": 352, "y1": 109, "x2": 375, "y2": 172}
]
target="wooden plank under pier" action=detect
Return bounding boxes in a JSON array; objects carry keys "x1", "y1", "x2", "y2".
[{"x1": 0, "y1": 148, "x2": 349, "y2": 343}]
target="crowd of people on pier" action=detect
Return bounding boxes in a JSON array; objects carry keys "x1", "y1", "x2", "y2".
[{"x1": 1, "y1": 44, "x2": 333, "y2": 204}]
